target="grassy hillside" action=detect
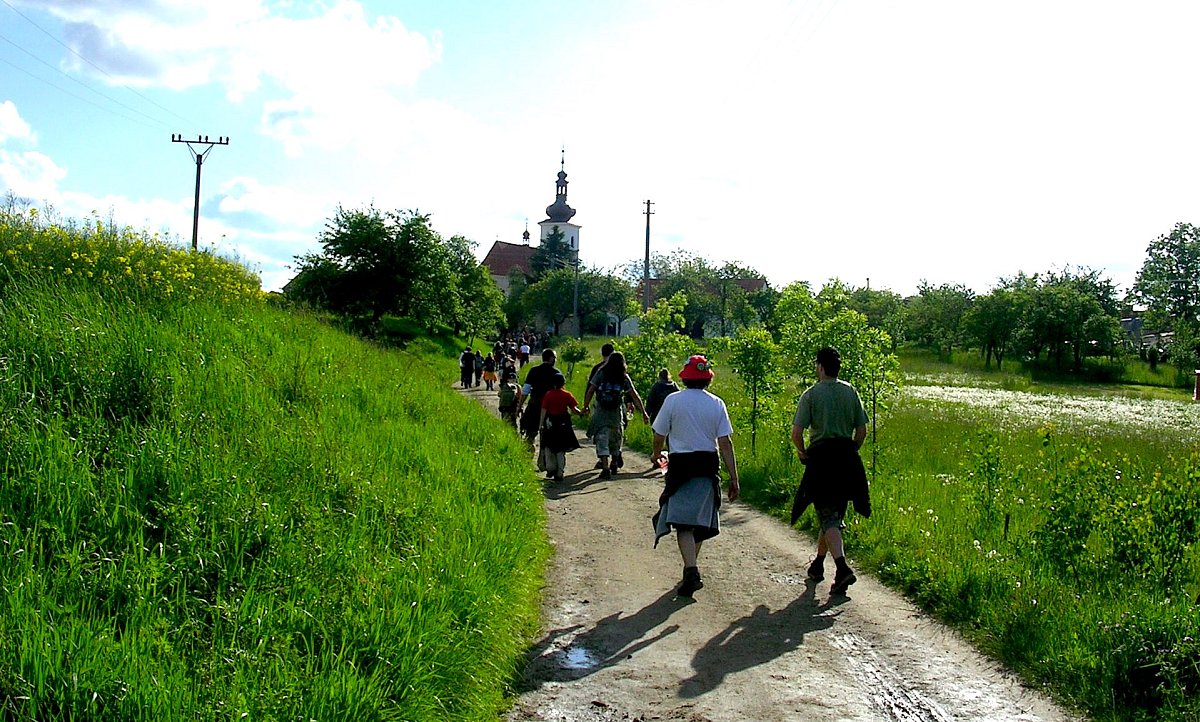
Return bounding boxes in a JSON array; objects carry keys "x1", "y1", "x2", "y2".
[{"x1": 0, "y1": 209, "x2": 548, "y2": 721}]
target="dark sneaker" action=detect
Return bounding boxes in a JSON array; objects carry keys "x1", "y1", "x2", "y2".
[
  {"x1": 594, "y1": 460, "x2": 606, "y2": 469},
  {"x1": 614, "y1": 453, "x2": 624, "y2": 469},
  {"x1": 830, "y1": 567, "x2": 857, "y2": 595},
  {"x1": 599, "y1": 467, "x2": 611, "y2": 480},
  {"x1": 677, "y1": 567, "x2": 704, "y2": 597},
  {"x1": 609, "y1": 461, "x2": 620, "y2": 476},
  {"x1": 805, "y1": 558, "x2": 825, "y2": 582},
  {"x1": 554, "y1": 471, "x2": 564, "y2": 482}
]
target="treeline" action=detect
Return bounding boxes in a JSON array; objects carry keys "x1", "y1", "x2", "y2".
[{"x1": 288, "y1": 205, "x2": 1200, "y2": 384}]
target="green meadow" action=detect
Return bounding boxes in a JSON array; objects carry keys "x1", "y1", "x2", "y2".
[
  {"x1": 579, "y1": 339, "x2": 1200, "y2": 722},
  {"x1": 0, "y1": 210, "x2": 547, "y2": 721}
]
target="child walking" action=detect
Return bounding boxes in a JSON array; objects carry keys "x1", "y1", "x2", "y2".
[{"x1": 539, "y1": 374, "x2": 583, "y2": 482}]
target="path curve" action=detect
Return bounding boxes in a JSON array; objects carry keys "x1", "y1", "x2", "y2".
[{"x1": 459, "y1": 383, "x2": 1084, "y2": 722}]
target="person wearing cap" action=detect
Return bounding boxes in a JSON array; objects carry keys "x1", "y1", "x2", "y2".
[
  {"x1": 650, "y1": 355, "x2": 740, "y2": 598},
  {"x1": 790, "y1": 346, "x2": 870, "y2": 596}
]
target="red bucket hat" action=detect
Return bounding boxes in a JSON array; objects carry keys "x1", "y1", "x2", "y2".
[{"x1": 679, "y1": 355, "x2": 714, "y2": 381}]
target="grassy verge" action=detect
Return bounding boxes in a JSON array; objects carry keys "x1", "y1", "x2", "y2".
[{"x1": 0, "y1": 210, "x2": 548, "y2": 721}]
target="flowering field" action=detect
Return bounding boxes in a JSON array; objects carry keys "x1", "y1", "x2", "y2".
[
  {"x1": 0, "y1": 202, "x2": 261, "y2": 304},
  {"x1": 906, "y1": 384, "x2": 1200, "y2": 442}
]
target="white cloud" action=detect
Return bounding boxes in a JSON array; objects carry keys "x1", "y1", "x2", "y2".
[
  {"x1": 0, "y1": 150, "x2": 66, "y2": 202},
  {"x1": 33, "y1": 0, "x2": 441, "y2": 101},
  {"x1": 0, "y1": 101, "x2": 35, "y2": 143}
]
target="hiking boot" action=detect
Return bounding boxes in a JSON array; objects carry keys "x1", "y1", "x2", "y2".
[
  {"x1": 677, "y1": 566, "x2": 704, "y2": 597},
  {"x1": 830, "y1": 566, "x2": 857, "y2": 595},
  {"x1": 609, "y1": 460, "x2": 620, "y2": 476},
  {"x1": 599, "y1": 467, "x2": 611, "y2": 480},
  {"x1": 594, "y1": 460, "x2": 606, "y2": 469},
  {"x1": 805, "y1": 557, "x2": 825, "y2": 582},
  {"x1": 554, "y1": 471, "x2": 564, "y2": 482}
]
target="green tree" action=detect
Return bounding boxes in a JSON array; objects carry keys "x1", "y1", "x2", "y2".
[
  {"x1": 521, "y1": 268, "x2": 578, "y2": 335},
  {"x1": 1132, "y1": 222, "x2": 1200, "y2": 331},
  {"x1": 904, "y1": 282, "x2": 974, "y2": 360},
  {"x1": 530, "y1": 226, "x2": 575, "y2": 280},
  {"x1": 621, "y1": 292, "x2": 693, "y2": 397},
  {"x1": 963, "y1": 288, "x2": 1022, "y2": 369},
  {"x1": 727, "y1": 326, "x2": 781, "y2": 453},
  {"x1": 285, "y1": 206, "x2": 487, "y2": 336}
]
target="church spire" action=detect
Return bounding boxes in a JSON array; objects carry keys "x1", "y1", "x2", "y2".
[{"x1": 545, "y1": 148, "x2": 576, "y2": 223}]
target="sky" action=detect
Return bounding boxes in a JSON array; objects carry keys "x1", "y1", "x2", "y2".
[{"x1": 2, "y1": 0, "x2": 1200, "y2": 297}]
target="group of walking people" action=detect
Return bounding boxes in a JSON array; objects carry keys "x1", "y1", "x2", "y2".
[{"x1": 475, "y1": 341, "x2": 871, "y2": 601}]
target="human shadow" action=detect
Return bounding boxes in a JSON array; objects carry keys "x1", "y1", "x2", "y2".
[
  {"x1": 514, "y1": 588, "x2": 686, "y2": 691},
  {"x1": 679, "y1": 579, "x2": 839, "y2": 698},
  {"x1": 542, "y1": 468, "x2": 616, "y2": 500}
]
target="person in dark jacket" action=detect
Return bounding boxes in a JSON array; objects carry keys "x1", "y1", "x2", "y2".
[
  {"x1": 644, "y1": 368, "x2": 679, "y2": 423},
  {"x1": 790, "y1": 346, "x2": 869, "y2": 596}
]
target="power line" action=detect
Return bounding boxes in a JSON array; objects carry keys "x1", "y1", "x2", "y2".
[
  {"x1": 0, "y1": 54, "x2": 160, "y2": 129},
  {"x1": 0, "y1": 0, "x2": 192, "y2": 126},
  {"x1": 0, "y1": 32, "x2": 171, "y2": 129}
]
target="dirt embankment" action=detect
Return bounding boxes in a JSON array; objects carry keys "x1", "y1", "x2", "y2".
[{"x1": 460, "y1": 383, "x2": 1083, "y2": 722}]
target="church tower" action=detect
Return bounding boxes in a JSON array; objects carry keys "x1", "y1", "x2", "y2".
[{"x1": 537, "y1": 149, "x2": 581, "y2": 257}]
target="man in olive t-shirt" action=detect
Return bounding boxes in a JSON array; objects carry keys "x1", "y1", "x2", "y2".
[{"x1": 791, "y1": 346, "x2": 868, "y2": 595}]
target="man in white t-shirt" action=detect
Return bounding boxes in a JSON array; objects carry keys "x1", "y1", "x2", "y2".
[{"x1": 650, "y1": 355, "x2": 740, "y2": 598}]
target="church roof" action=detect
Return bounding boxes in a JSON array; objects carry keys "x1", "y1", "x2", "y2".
[{"x1": 482, "y1": 240, "x2": 536, "y2": 278}]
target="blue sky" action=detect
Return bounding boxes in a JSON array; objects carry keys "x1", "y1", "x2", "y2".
[{"x1": 3, "y1": 1, "x2": 1200, "y2": 296}]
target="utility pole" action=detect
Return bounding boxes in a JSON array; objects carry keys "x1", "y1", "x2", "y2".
[
  {"x1": 643, "y1": 199, "x2": 654, "y2": 312},
  {"x1": 171, "y1": 134, "x2": 229, "y2": 250}
]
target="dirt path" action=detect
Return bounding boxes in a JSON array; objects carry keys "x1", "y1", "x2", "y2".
[{"x1": 460, "y1": 384, "x2": 1083, "y2": 722}]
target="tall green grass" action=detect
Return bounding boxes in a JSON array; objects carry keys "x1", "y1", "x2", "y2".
[{"x1": 0, "y1": 211, "x2": 548, "y2": 720}]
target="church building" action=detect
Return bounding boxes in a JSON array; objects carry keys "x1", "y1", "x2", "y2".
[{"x1": 481, "y1": 153, "x2": 581, "y2": 297}]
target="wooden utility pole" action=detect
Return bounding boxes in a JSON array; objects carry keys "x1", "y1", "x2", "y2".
[
  {"x1": 643, "y1": 199, "x2": 654, "y2": 312},
  {"x1": 171, "y1": 134, "x2": 229, "y2": 250}
]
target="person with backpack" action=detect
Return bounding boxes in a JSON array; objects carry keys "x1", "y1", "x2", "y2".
[
  {"x1": 497, "y1": 369, "x2": 522, "y2": 428},
  {"x1": 539, "y1": 374, "x2": 583, "y2": 482},
  {"x1": 583, "y1": 351, "x2": 649, "y2": 479}
]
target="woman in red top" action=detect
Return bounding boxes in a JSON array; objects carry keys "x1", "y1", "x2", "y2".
[{"x1": 539, "y1": 374, "x2": 583, "y2": 482}]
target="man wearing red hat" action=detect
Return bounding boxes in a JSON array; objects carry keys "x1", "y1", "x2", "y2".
[{"x1": 650, "y1": 355, "x2": 740, "y2": 598}]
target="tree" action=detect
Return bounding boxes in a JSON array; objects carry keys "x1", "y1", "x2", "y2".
[
  {"x1": 620, "y1": 292, "x2": 693, "y2": 397},
  {"x1": 1132, "y1": 222, "x2": 1200, "y2": 331},
  {"x1": 284, "y1": 206, "x2": 497, "y2": 336},
  {"x1": 530, "y1": 226, "x2": 575, "y2": 280},
  {"x1": 904, "y1": 282, "x2": 974, "y2": 360},
  {"x1": 521, "y1": 268, "x2": 577, "y2": 335},
  {"x1": 727, "y1": 326, "x2": 781, "y2": 453},
  {"x1": 963, "y1": 288, "x2": 1022, "y2": 369}
]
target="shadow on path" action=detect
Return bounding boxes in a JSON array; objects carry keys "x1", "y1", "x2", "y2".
[
  {"x1": 679, "y1": 579, "x2": 841, "y2": 698},
  {"x1": 515, "y1": 589, "x2": 687, "y2": 691}
]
